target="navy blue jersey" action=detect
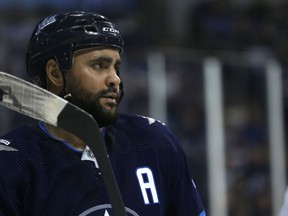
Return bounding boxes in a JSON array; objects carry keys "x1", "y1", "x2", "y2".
[{"x1": 0, "y1": 114, "x2": 205, "y2": 216}]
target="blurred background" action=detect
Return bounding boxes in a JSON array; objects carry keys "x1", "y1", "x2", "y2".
[{"x1": 0, "y1": 0, "x2": 288, "y2": 215}]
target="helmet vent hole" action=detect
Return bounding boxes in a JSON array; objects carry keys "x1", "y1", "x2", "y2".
[{"x1": 85, "y1": 26, "x2": 97, "y2": 33}]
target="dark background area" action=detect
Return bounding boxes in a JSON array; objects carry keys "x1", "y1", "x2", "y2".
[{"x1": 1, "y1": 1, "x2": 288, "y2": 215}]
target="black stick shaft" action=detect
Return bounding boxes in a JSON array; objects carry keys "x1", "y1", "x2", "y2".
[{"x1": 57, "y1": 103, "x2": 127, "y2": 216}]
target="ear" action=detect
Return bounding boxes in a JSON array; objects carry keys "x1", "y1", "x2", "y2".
[{"x1": 46, "y1": 59, "x2": 63, "y2": 88}]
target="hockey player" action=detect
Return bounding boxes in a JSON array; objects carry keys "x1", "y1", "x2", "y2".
[{"x1": 0, "y1": 11, "x2": 206, "y2": 216}]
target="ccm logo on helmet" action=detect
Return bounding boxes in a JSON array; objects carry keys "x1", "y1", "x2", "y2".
[{"x1": 102, "y1": 27, "x2": 120, "y2": 34}]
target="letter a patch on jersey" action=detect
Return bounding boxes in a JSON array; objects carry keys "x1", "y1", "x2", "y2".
[{"x1": 136, "y1": 167, "x2": 159, "y2": 205}]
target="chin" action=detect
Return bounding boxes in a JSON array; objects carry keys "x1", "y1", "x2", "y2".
[{"x1": 94, "y1": 108, "x2": 118, "y2": 127}]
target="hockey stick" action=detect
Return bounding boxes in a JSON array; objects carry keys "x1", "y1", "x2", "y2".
[{"x1": 0, "y1": 71, "x2": 127, "y2": 216}]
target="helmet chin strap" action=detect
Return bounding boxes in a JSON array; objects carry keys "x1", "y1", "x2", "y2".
[{"x1": 58, "y1": 70, "x2": 76, "y2": 104}]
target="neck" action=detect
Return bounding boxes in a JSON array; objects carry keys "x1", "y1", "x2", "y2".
[{"x1": 44, "y1": 123, "x2": 88, "y2": 150}]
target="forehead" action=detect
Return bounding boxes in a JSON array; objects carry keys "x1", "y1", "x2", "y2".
[{"x1": 73, "y1": 47, "x2": 121, "y2": 60}]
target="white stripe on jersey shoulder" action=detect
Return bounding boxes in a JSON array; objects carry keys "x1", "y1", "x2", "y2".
[{"x1": 137, "y1": 115, "x2": 165, "y2": 126}]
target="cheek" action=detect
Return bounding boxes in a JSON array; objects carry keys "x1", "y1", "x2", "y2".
[
  {"x1": 72, "y1": 77, "x2": 104, "y2": 96},
  {"x1": 67, "y1": 65, "x2": 104, "y2": 92},
  {"x1": 81, "y1": 77, "x2": 103, "y2": 93}
]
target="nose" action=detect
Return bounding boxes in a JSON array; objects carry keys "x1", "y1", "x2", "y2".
[{"x1": 106, "y1": 68, "x2": 121, "y2": 87}]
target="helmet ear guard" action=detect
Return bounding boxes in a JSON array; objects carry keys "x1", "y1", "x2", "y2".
[{"x1": 26, "y1": 44, "x2": 72, "y2": 89}]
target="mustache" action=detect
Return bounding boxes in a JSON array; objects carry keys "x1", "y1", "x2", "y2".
[
  {"x1": 100, "y1": 87, "x2": 118, "y2": 95},
  {"x1": 99, "y1": 87, "x2": 120, "y2": 101}
]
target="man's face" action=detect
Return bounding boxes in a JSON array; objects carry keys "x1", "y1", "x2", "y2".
[{"x1": 66, "y1": 48, "x2": 122, "y2": 127}]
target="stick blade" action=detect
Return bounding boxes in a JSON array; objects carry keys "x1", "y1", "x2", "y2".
[{"x1": 0, "y1": 71, "x2": 67, "y2": 125}]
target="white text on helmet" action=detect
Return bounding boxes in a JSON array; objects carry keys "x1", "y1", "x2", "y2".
[
  {"x1": 102, "y1": 27, "x2": 120, "y2": 34},
  {"x1": 35, "y1": 15, "x2": 56, "y2": 35}
]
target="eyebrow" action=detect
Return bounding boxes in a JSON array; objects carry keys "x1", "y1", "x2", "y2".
[{"x1": 88, "y1": 56, "x2": 121, "y2": 65}]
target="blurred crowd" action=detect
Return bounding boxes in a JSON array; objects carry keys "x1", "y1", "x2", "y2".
[
  {"x1": 189, "y1": 1, "x2": 288, "y2": 215},
  {"x1": 1, "y1": 0, "x2": 288, "y2": 215},
  {"x1": 190, "y1": 1, "x2": 288, "y2": 64}
]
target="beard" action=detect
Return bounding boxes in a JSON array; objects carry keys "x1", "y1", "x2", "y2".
[{"x1": 67, "y1": 85, "x2": 119, "y2": 128}]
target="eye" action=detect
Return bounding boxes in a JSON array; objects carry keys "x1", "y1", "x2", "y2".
[
  {"x1": 91, "y1": 61, "x2": 107, "y2": 70},
  {"x1": 92, "y1": 62, "x2": 102, "y2": 69}
]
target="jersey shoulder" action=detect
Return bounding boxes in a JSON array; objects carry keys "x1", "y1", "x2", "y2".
[
  {"x1": 116, "y1": 114, "x2": 171, "y2": 139},
  {"x1": 0, "y1": 124, "x2": 45, "y2": 150},
  {"x1": 117, "y1": 113, "x2": 167, "y2": 130},
  {"x1": 0, "y1": 124, "x2": 45, "y2": 182},
  {"x1": 114, "y1": 114, "x2": 180, "y2": 152}
]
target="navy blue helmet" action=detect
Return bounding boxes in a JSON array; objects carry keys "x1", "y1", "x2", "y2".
[{"x1": 26, "y1": 11, "x2": 124, "y2": 89}]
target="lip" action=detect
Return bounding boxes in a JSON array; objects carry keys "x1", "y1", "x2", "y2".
[
  {"x1": 101, "y1": 92, "x2": 119, "y2": 106},
  {"x1": 102, "y1": 92, "x2": 118, "y2": 100}
]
